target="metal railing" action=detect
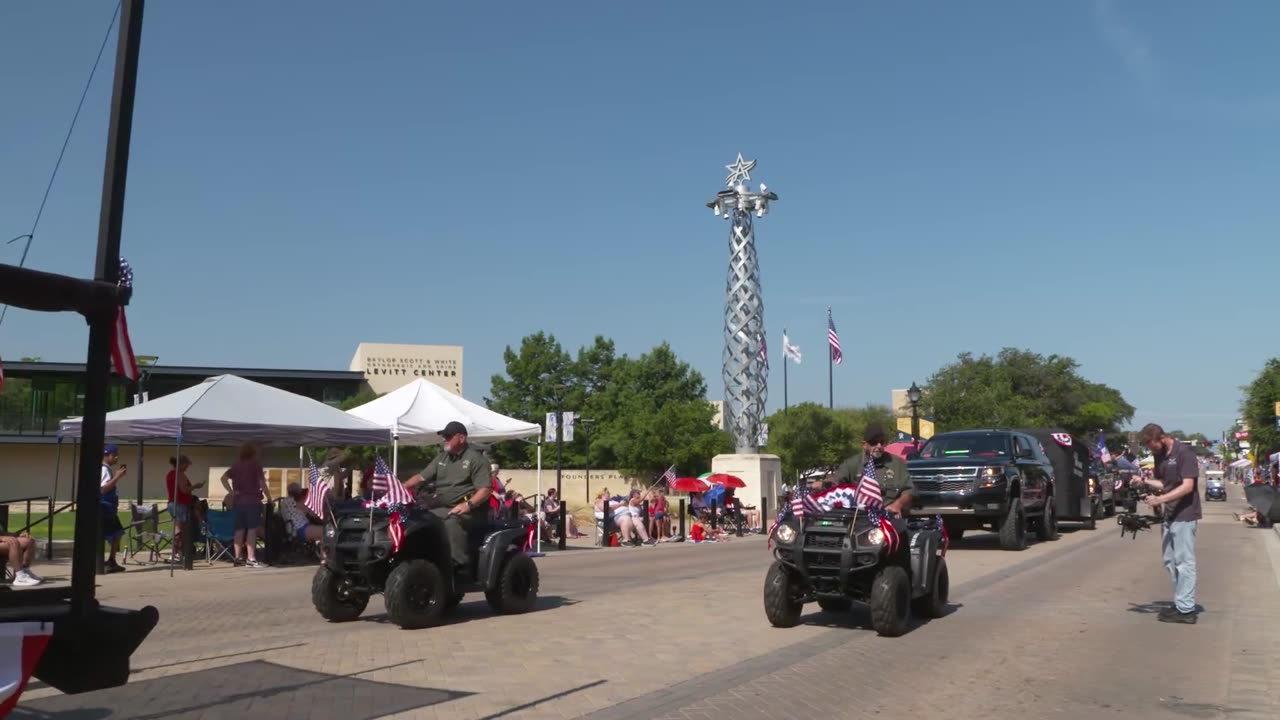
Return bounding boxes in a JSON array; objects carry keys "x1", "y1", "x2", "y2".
[{"x1": 0, "y1": 495, "x2": 73, "y2": 561}]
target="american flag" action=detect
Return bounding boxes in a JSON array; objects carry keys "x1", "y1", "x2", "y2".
[
  {"x1": 827, "y1": 309, "x2": 842, "y2": 365},
  {"x1": 865, "y1": 506, "x2": 900, "y2": 554},
  {"x1": 1097, "y1": 433, "x2": 1112, "y2": 464},
  {"x1": 855, "y1": 457, "x2": 884, "y2": 509},
  {"x1": 658, "y1": 464, "x2": 676, "y2": 487},
  {"x1": 305, "y1": 458, "x2": 329, "y2": 520},
  {"x1": 791, "y1": 485, "x2": 822, "y2": 519},
  {"x1": 377, "y1": 455, "x2": 414, "y2": 506},
  {"x1": 111, "y1": 257, "x2": 138, "y2": 382}
]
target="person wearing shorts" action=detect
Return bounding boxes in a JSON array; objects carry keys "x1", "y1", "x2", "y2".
[
  {"x1": 166, "y1": 455, "x2": 205, "y2": 558},
  {"x1": 649, "y1": 487, "x2": 668, "y2": 541},
  {"x1": 219, "y1": 442, "x2": 272, "y2": 567},
  {"x1": 100, "y1": 445, "x2": 127, "y2": 573}
]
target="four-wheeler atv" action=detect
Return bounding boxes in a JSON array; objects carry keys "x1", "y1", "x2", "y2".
[
  {"x1": 312, "y1": 500, "x2": 539, "y2": 629},
  {"x1": 764, "y1": 509, "x2": 949, "y2": 637}
]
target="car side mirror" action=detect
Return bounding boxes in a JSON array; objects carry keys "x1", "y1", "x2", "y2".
[{"x1": 1017, "y1": 447, "x2": 1034, "y2": 459}]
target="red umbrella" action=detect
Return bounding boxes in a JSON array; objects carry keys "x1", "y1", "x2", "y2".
[
  {"x1": 884, "y1": 442, "x2": 919, "y2": 460},
  {"x1": 705, "y1": 473, "x2": 746, "y2": 488},
  {"x1": 668, "y1": 477, "x2": 709, "y2": 493}
]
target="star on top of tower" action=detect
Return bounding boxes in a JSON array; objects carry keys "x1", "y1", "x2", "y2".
[{"x1": 724, "y1": 153, "x2": 756, "y2": 187}]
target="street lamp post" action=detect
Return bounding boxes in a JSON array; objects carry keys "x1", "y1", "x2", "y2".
[
  {"x1": 577, "y1": 418, "x2": 595, "y2": 505},
  {"x1": 908, "y1": 382, "x2": 922, "y2": 447}
]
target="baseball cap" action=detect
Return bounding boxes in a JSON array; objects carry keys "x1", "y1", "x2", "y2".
[
  {"x1": 438, "y1": 421, "x2": 468, "y2": 439},
  {"x1": 103, "y1": 444, "x2": 119, "y2": 456}
]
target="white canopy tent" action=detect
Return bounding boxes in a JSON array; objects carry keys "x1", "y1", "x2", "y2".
[
  {"x1": 346, "y1": 378, "x2": 547, "y2": 552},
  {"x1": 58, "y1": 374, "x2": 392, "y2": 447}
]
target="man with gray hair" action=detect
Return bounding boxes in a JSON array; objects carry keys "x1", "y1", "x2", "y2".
[{"x1": 1134, "y1": 423, "x2": 1201, "y2": 624}]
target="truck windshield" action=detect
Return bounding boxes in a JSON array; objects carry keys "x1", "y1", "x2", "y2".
[{"x1": 918, "y1": 433, "x2": 1011, "y2": 459}]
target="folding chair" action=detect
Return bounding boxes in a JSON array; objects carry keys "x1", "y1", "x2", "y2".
[
  {"x1": 124, "y1": 502, "x2": 173, "y2": 565},
  {"x1": 202, "y1": 510, "x2": 236, "y2": 565}
]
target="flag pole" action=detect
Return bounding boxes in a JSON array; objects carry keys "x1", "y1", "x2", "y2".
[
  {"x1": 783, "y1": 328, "x2": 789, "y2": 414},
  {"x1": 827, "y1": 307, "x2": 834, "y2": 409}
]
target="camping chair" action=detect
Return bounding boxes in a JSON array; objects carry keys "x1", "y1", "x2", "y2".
[
  {"x1": 124, "y1": 502, "x2": 173, "y2": 565},
  {"x1": 202, "y1": 509, "x2": 236, "y2": 565}
]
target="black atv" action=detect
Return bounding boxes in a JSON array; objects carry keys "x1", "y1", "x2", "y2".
[
  {"x1": 763, "y1": 510, "x2": 949, "y2": 637},
  {"x1": 311, "y1": 500, "x2": 539, "y2": 629}
]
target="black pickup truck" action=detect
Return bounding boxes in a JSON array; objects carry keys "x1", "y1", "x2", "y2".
[{"x1": 907, "y1": 429, "x2": 1059, "y2": 551}]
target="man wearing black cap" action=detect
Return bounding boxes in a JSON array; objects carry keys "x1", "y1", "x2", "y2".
[
  {"x1": 830, "y1": 424, "x2": 914, "y2": 516},
  {"x1": 405, "y1": 421, "x2": 492, "y2": 573}
]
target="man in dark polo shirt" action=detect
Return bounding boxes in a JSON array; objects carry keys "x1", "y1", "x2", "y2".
[
  {"x1": 1135, "y1": 423, "x2": 1201, "y2": 624},
  {"x1": 404, "y1": 421, "x2": 492, "y2": 573}
]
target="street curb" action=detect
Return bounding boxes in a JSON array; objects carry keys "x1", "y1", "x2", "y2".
[{"x1": 1265, "y1": 523, "x2": 1280, "y2": 592}]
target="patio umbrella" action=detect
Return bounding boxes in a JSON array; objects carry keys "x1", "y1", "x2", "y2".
[
  {"x1": 1245, "y1": 483, "x2": 1279, "y2": 523},
  {"x1": 705, "y1": 473, "x2": 746, "y2": 488},
  {"x1": 669, "y1": 477, "x2": 709, "y2": 493}
]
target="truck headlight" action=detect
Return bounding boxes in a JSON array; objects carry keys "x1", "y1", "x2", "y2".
[
  {"x1": 865, "y1": 528, "x2": 885, "y2": 546},
  {"x1": 980, "y1": 467, "x2": 1005, "y2": 488},
  {"x1": 325, "y1": 524, "x2": 336, "y2": 539},
  {"x1": 774, "y1": 524, "x2": 796, "y2": 545}
]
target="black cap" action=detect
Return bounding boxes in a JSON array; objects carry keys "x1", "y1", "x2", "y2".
[
  {"x1": 439, "y1": 421, "x2": 468, "y2": 439},
  {"x1": 863, "y1": 424, "x2": 886, "y2": 445}
]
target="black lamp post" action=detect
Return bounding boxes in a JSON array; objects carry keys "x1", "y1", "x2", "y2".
[{"x1": 907, "y1": 382, "x2": 922, "y2": 446}]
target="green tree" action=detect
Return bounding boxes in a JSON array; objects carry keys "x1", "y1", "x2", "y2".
[
  {"x1": 833, "y1": 404, "x2": 898, "y2": 445},
  {"x1": 923, "y1": 348, "x2": 1134, "y2": 437},
  {"x1": 762, "y1": 403, "x2": 856, "y2": 479},
  {"x1": 1242, "y1": 358, "x2": 1280, "y2": 460}
]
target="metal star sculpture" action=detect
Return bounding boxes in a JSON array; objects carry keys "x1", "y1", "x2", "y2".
[{"x1": 724, "y1": 153, "x2": 756, "y2": 187}]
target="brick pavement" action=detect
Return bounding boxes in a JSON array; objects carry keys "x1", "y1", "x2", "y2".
[{"x1": 14, "y1": 502, "x2": 1278, "y2": 719}]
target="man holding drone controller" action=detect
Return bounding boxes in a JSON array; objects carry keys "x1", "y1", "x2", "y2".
[{"x1": 1132, "y1": 423, "x2": 1201, "y2": 625}]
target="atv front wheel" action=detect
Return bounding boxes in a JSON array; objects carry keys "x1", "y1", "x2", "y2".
[
  {"x1": 870, "y1": 565, "x2": 911, "y2": 637},
  {"x1": 311, "y1": 566, "x2": 368, "y2": 622},
  {"x1": 385, "y1": 559, "x2": 447, "y2": 629},
  {"x1": 910, "y1": 558, "x2": 949, "y2": 619},
  {"x1": 817, "y1": 597, "x2": 853, "y2": 613},
  {"x1": 485, "y1": 553, "x2": 540, "y2": 614},
  {"x1": 763, "y1": 560, "x2": 803, "y2": 628}
]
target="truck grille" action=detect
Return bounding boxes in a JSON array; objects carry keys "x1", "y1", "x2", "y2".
[{"x1": 909, "y1": 467, "x2": 979, "y2": 493}]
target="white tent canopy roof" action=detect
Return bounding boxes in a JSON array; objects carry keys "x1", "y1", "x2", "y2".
[
  {"x1": 346, "y1": 378, "x2": 541, "y2": 445},
  {"x1": 1230, "y1": 458, "x2": 1252, "y2": 468},
  {"x1": 58, "y1": 374, "x2": 392, "y2": 447}
]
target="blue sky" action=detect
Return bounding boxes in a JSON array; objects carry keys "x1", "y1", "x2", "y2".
[{"x1": 2, "y1": 1, "x2": 1276, "y2": 437}]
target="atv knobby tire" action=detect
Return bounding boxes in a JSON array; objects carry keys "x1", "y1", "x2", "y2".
[
  {"x1": 869, "y1": 565, "x2": 911, "y2": 637},
  {"x1": 998, "y1": 498, "x2": 1027, "y2": 551},
  {"x1": 910, "y1": 558, "x2": 949, "y2": 619},
  {"x1": 817, "y1": 597, "x2": 853, "y2": 613},
  {"x1": 311, "y1": 566, "x2": 369, "y2": 622},
  {"x1": 763, "y1": 560, "x2": 803, "y2": 628},
  {"x1": 485, "y1": 553, "x2": 540, "y2": 614},
  {"x1": 385, "y1": 559, "x2": 447, "y2": 629}
]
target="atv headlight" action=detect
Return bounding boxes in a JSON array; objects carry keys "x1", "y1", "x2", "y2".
[
  {"x1": 865, "y1": 527, "x2": 885, "y2": 546},
  {"x1": 774, "y1": 524, "x2": 797, "y2": 545}
]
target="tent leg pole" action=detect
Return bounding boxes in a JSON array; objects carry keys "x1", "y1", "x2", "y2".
[{"x1": 536, "y1": 441, "x2": 542, "y2": 555}]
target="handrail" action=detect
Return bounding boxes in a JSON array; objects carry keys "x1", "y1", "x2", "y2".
[{"x1": 0, "y1": 494, "x2": 72, "y2": 561}]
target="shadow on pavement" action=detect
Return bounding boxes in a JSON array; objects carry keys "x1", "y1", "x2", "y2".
[
  {"x1": 360, "y1": 594, "x2": 578, "y2": 627},
  {"x1": 16, "y1": 659, "x2": 471, "y2": 720},
  {"x1": 1127, "y1": 600, "x2": 1206, "y2": 615},
  {"x1": 476, "y1": 679, "x2": 607, "y2": 720},
  {"x1": 800, "y1": 601, "x2": 964, "y2": 636},
  {"x1": 943, "y1": 524, "x2": 1086, "y2": 551}
]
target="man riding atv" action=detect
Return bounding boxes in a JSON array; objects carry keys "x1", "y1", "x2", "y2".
[
  {"x1": 404, "y1": 420, "x2": 492, "y2": 577},
  {"x1": 312, "y1": 420, "x2": 539, "y2": 629}
]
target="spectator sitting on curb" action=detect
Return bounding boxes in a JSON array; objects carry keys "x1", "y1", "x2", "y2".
[{"x1": 0, "y1": 530, "x2": 44, "y2": 587}]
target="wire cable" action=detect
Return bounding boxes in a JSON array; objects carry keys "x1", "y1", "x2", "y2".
[{"x1": 1, "y1": 1, "x2": 123, "y2": 328}]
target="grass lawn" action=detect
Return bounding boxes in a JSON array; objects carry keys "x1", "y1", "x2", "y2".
[{"x1": 4, "y1": 510, "x2": 146, "y2": 542}]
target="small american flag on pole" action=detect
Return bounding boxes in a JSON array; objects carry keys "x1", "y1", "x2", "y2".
[
  {"x1": 827, "y1": 308, "x2": 842, "y2": 366},
  {"x1": 791, "y1": 485, "x2": 821, "y2": 519},
  {"x1": 658, "y1": 464, "x2": 677, "y2": 487},
  {"x1": 305, "y1": 458, "x2": 329, "y2": 520},
  {"x1": 856, "y1": 457, "x2": 884, "y2": 510},
  {"x1": 376, "y1": 455, "x2": 414, "y2": 506}
]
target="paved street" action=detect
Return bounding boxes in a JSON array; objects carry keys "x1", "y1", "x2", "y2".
[{"x1": 14, "y1": 500, "x2": 1280, "y2": 720}]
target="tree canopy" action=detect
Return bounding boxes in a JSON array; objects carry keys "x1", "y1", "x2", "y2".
[
  {"x1": 1241, "y1": 358, "x2": 1280, "y2": 458},
  {"x1": 922, "y1": 348, "x2": 1134, "y2": 442},
  {"x1": 486, "y1": 332, "x2": 732, "y2": 478}
]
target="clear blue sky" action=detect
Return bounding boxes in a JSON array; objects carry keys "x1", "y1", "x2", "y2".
[{"x1": 2, "y1": 1, "x2": 1275, "y2": 437}]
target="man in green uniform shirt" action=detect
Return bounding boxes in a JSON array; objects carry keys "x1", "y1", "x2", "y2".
[
  {"x1": 405, "y1": 421, "x2": 493, "y2": 571},
  {"x1": 830, "y1": 425, "x2": 914, "y2": 515}
]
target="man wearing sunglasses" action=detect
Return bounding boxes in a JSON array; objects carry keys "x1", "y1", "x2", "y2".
[{"x1": 830, "y1": 425, "x2": 914, "y2": 516}]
